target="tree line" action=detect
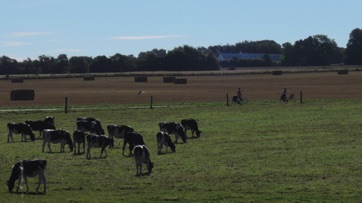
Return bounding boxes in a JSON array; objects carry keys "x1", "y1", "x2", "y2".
[{"x1": 1, "y1": 28, "x2": 362, "y2": 75}]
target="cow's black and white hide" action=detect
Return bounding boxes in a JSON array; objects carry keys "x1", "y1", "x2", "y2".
[
  {"x1": 107, "y1": 124, "x2": 134, "y2": 147},
  {"x1": 86, "y1": 134, "x2": 114, "y2": 159},
  {"x1": 181, "y1": 118, "x2": 202, "y2": 138},
  {"x1": 122, "y1": 132, "x2": 145, "y2": 156},
  {"x1": 159, "y1": 122, "x2": 187, "y2": 143},
  {"x1": 42, "y1": 129, "x2": 73, "y2": 153},
  {"x1": 76, "y1": 117, "x2": 104, "y2": 135},
  {"x1": 73, "y1": 130, "x2": 87, "y2": 155},
  {"x1": 133, "y1": 145, "x2": 153, "y2": 176},
  {"x1": 25, "y1": 116, "x2": 55, "y2": 139},
  {"x1": 156, "y1": 131, "x2": 175, "y2": 154},
  {"x1": 7, "y1": 159, "x2": 47, "y2": 193},
  {"x1": 7, "y1": 123, "x2": 35, "y2": 142}
]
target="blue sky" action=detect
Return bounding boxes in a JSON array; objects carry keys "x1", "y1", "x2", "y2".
[{"x1": 1, "y1": 0, "x2": 361, "y2": 61}]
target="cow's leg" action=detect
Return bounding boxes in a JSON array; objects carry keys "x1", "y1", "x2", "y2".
[
  {"x1": 86, "y1": 147, "x2": 91, "y2": 159},
  {"x1": 103, "y1": 148, "x2": 108, "y2": 158},
  {"x1": 8, "y1": 131, "x2": 13, "y2": 142},
  {"x1": 23, "y1": 176, "x2": 29, "y2": 193},
  {"x1": 47, "y1": 142, "x2": 52, "y2": 152},
  {"x1": 157, "y1": 141, "x2": 162, "y2": 154},
  {"x1": 82, "y1": 141, "x2": 85, "y2": 153},
  {"x1": 37, "y1": 169, "x2": 46, "y2": 193},
  {"x1": 122, "y1": 140, "x2": 127, "y2": 156},
  {"x1": 16, "y1": 174, "x2": 22, "y2": 192},
  {"x1": 100, "y1": 148, "x2": 104, "y2": 158},
  {"x1": 42, "y1": 141, "x2": 46, "y2": 153}
]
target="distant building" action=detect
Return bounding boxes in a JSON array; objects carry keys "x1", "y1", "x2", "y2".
[{"x1": 217, "y1": 52, "x2": 281, "y2": 62}]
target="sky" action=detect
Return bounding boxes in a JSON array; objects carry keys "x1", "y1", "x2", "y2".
[{"x1": 1, "y1": 0, "x2": 361, "y2": 61}]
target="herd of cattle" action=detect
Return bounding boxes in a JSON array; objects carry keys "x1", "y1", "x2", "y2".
[{"x1": 6, "y1": 116, "x2": 201, "y2": 193}]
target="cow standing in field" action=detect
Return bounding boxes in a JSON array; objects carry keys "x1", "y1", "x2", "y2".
[
  {"x1": 159, "y1": 122, "x2": 187, "y2": 143},
  {"x1": 73, "y1": 130, "x2": 87, "y2": 155},
  {"x1": 107, "y1": 124, "x2": 134, "y2": 147},
  {"x1": 7, "y1": 123, "x2": 35, "y2": 142},
  {"x1": 86, "y1": 134, "x2": 114, "y2": 159},
  {"x1": 7, "y1": 159, "x2": 47, "y2": 193},
  {"x1": 76, "y1": 117, "x2": 104, "y2": 135},
  {"x1": 25, "y1": 116, "x2": 55, "y2": 139},
  {"x1": 122, "y1": 132, "x2": 145, "y2": 156},
  {"x1": 134, "y1": 145, "x2": 154, "y2": 176},
  {"x1": 181, "y1": 118, "x2": 202, "y2": 138},
  {"x1": 42, "y1": 129, "x2": 73, "y2": 153},
  {"x1": 156, "y1": 131, "x2": 175, "y2": 154}
]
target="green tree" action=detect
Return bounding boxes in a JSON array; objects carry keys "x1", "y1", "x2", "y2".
[
  {"x1": 0, "y1": 55, "x2": 18, "y2": 74},
  {"x1": 69, "y1": 56, "x2": 92, "y2": 73},
  {"x1": 345, "y1": 28, "x2": 362, "y2": 65}
]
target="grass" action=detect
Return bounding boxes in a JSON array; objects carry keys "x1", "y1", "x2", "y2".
[{"x1": 1, "y1": 99, "x2": 362, "y2": 202}]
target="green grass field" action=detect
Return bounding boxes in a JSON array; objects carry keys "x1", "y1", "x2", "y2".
[{"x1": 1, "y1": 99, "x2": 362, "y2": 202}]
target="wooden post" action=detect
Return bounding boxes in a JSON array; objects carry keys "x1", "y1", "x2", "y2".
[
  {"x1": 300, "y1": 91, "x2": 303, "y2": 104},
  {"x1": 65, "y1": 97, "x2": 68, "y2": 114},
  {"x1": 150, "y1": 96, "x2": 153, "y2": 109},
  {"x1": 226, "y1": 93, "x2": 229, "y2": 106}
]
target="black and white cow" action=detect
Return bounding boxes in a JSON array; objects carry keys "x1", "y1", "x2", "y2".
[
  {"x1": 86, "y1": 134, "x2": 114, "y2": 159},
  {"x1": 25, "y1": 116, "x2": 55, "y2": 139},
  {"x1": 181, "y1": 118, "x2": 202, "y2": 138},
  {"x1": 159, "y1": 122, "x2": 187, "y2": 143},
  {"x1": 73, "y1": 130, "x2": 87, "y2": 155},
  {"x1": 156, "y1": 131, "x2": 175, "y2": 154},
  {"x1": 42, "y1": 129, "x2": 73, "y2": 153},
  {"x1": 134, "y1": 145, "x2": 154, "y2": 176},
  {"x1": 122, "y1": 132, "x2": 145, "y2": 156},
  {"x1": 7, "y1": 123, "x2": 35, "y2": 142},
  {"x1": 7, "y1": 159, "x2": 47, "y2": 193},
  {"x1": 76, "y1": 117, "x2": 104, "y2": 135},
  {"x1": 107, "y1": 124, "x2": 134, "y2": 147}
]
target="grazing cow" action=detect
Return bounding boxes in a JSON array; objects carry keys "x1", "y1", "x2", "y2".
[
  {"x1": 42, "y1": 129, "x2": 73, "y2": 153},
  {"x1": 76, "y1": 117, "x2": 104, "y2": 135},
  {"x1": 122, "y1": 132, "x2": 145, "y2": 156},
  {"x1": 107, "y1": 124, "x2": 134, "y2": 147},
  {"x1": 134, "y1": 145, "x2": 154, "y2": 176},
  {"x1": 7, "y1": 159, "x2": 47, "y2": 193},
  {"x1": 159, "y1": 122, "x2": 187, "y2": 143},
  {"x1": 156, "y1": 131, "x2": 175, "y2": 154},
  {"x1": 73, "y1": 130, "x2": 87, "y2": 155},
  {"x1": 7, "y1": 123, "x2": 35, "y2": 142},
  {"x1": 25, "y1": 116, "x2": 55, "y2": 139},
  {"x1": 181, "y1": 118, "x2": 202, "y2": 138},
  {"x1": 86, "y1": 134, "x2": 114, "y2": 159}
]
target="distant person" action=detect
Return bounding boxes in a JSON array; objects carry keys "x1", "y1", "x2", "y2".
[
  {"x1": 281, "y1": 88, "x2": 287, "y2": 102},
  {"x1": 237, "y1": 87, "x2": 243, "y2": 103}
]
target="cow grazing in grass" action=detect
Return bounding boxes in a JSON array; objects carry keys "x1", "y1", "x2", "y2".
[
  {"x1": 25, "y1": 116, "x2": 55, "y2": 139},
  {"x1": 76, "y1": 117, "x2": 104, "y2": 135},
  {"x1": 86, "y1": 134, "x2": 114, "y2": 159},
  {"x1": 7, "y1": 123, "x2": 35, "y2": 142},
  {"x1": 73, "y1": 130, "x2": 87, "y2": 155},
  {"x1": 181, "y1": 118, "x2": 202, "y2": 138},
  {"x1": 107, "y1": 124, "x2": 134, "y2": 147},
  {"x1": 42, "y1": 129, "x2": 73, "y2": 153},
  {"x1": 7, "y1": 159, "x2": 47, "y2": 193},
  {"x1": 122, "y1": 132, "x2": 145, "y2": 156},
  {"x1": 134, "y1": 145, "x2": 153, "y2": 176},
  {"x1": 156, "y1": 131, "x2": 175, "y2": 154},
  {"x1": 159, "y1": 122, "x2": 187, "y2": 143}
]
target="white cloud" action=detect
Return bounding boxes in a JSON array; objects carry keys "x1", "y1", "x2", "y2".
[
  {"x1": 110, "y1": 35, "x2": 188, "y2": 40},
  {"x1": 2, "y1": 41, "x2": 32, "y2": 47},
  {"x1": 11, "y1": 32, "x2": 54, "y2": 37}
]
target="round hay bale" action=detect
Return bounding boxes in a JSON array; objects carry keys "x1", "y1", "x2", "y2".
[
  {"x1": 10, "y1": 89, "x2": 35, "y2": 101},
  {"x1": 11, "y1": 78, "x2": 24, "y2": 83},
  {"x1": 135, "y1": 76, "x2": 148, "y2": 82},
  {"x1": 174, "y1": 78, "x2": 187, "y2": 84},
  {"x1": 272, "y1": 70, "x2": 283, "y2": 75},
  {"x1": 337, "y1": 70, "x2": 348, "y2": 75},
  {"x1": 83, "y1": 76, "x2": 95, "y2": 81},
  {"x1": 163, "y1": 76, "x2": 175, "y2": 83}
]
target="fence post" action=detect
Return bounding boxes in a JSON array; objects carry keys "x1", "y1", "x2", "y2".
[
  {"x1": 226, "y1": 93, "x2": 229, "y2": 106},
  {"x1": 150, "y1": 96, "x2": 153, "y2": 109},
  {"x1": 65, "y1": 97, "x2": 68, "y2": 114},
  {"x1": 300, "y1": 91, "x2": 303, "y2": 104}
]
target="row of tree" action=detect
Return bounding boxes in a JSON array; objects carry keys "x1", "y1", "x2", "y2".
[{"x1": 1, "y1": 28, "x2": 362, "y2": 75}]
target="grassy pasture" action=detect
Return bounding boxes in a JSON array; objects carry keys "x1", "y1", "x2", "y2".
[{"x1": 0, "y1": 71, "x2": 362, "y2": 202}]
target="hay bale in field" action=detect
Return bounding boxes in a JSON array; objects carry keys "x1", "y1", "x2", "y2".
[
  {"x1": 174, "y1": 78, "x2": 187, "y2": 84},
  {"x1": 10, "y1": 89, "x2": 35, "y2": 101},
  {"x1": 163, "y1": 76, "x2": 175, "y2": 83},
  {"x1": 83, "y1": 75, "x2": 95, "y2": 81},
  {"x1": 337, "y1": 70, "x2": 348, "y2": 75},
  {"x1": 272, "y1": 70, "x2": 283, "y2": 75},
  {"x1": 135, "y1": 76, "x2": 148, "y2": 82},
  {"x1": 11, "y1": 78, "x2": 24, "y2": 83}
]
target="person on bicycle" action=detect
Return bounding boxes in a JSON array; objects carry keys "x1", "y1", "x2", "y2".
[
  {"x1": 281, "y1": 88, "x2": 288, "y2": 102},
  {"x1": 237, "y1": 87, "x2": 243, "y2": 103}
]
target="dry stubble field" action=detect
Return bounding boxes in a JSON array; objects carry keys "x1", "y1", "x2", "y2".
[{"x1": 1, "y1": 71, "x2": 362, "y2": 107}]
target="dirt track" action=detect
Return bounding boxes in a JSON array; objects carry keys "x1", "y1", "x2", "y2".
[{"x1": 1, "y1": 71, "x2": 362, "y2": 107}]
